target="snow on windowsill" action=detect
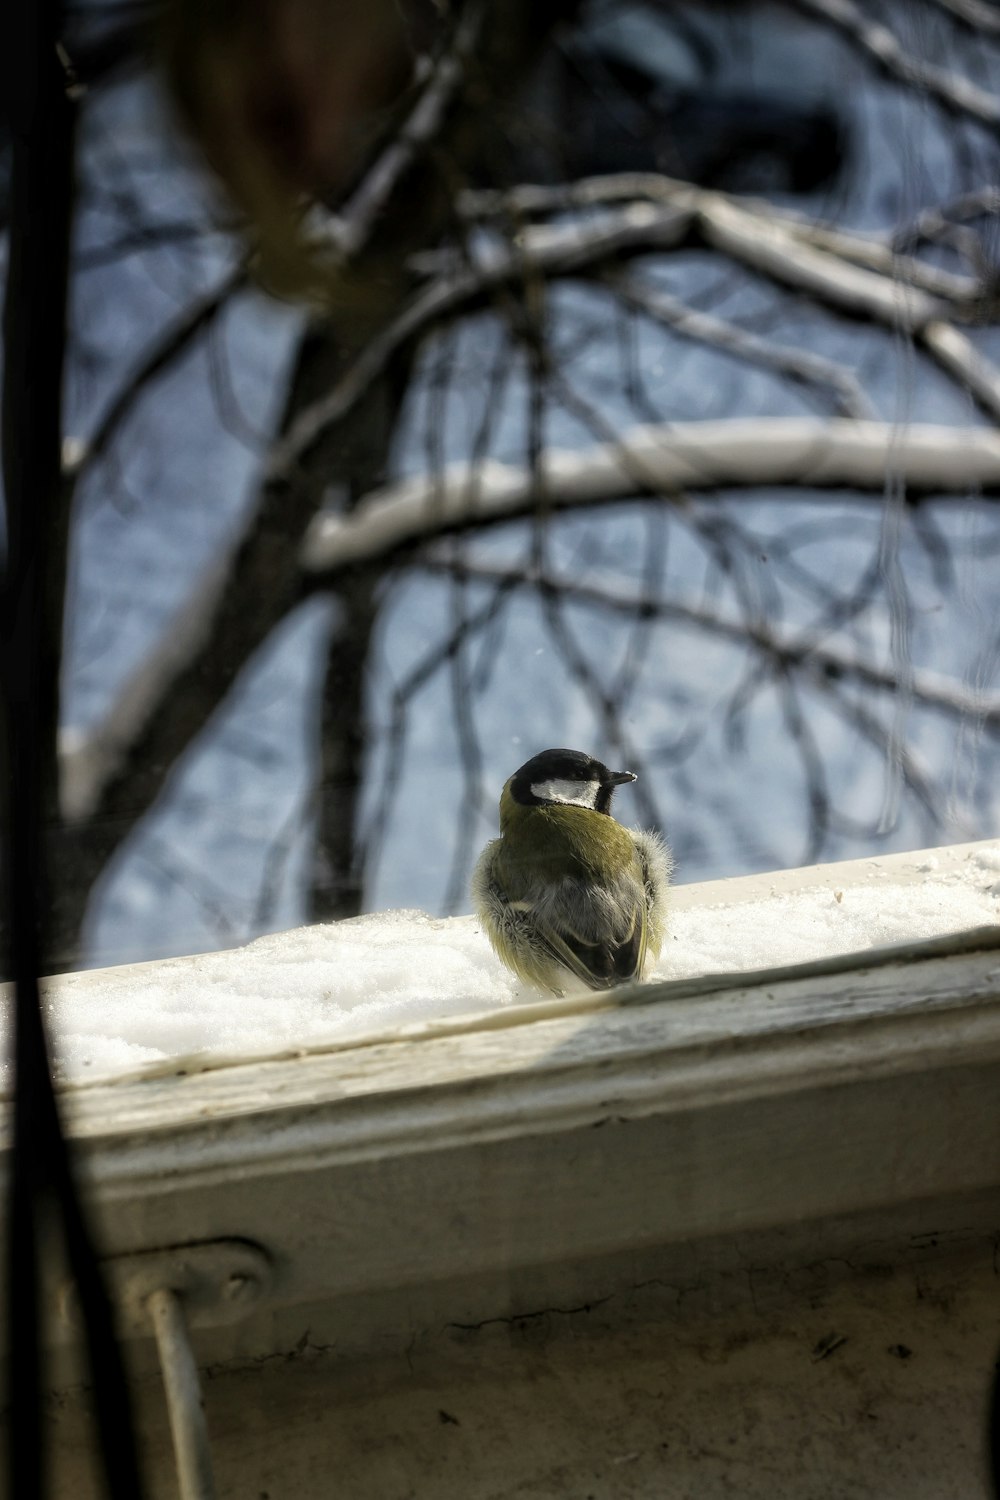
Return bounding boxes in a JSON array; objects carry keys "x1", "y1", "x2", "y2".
[{"x1": 19, "y1": 840, "x2": 1000, "y2": 1089}]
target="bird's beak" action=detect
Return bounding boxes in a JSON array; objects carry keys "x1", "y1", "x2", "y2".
[{"x1": 608, "y1": 770, "x2": 637, "y2": 785}]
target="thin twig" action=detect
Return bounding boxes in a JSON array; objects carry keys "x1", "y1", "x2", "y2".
[
  {"x1": 64, "y1": 264, "x2": 247, "y2": 483},
  {"x1": 266, "y1": 202, "x2": 692, "y2": 485},
  {"x1": 783, "y1": 0, "x2": 1000, "y2": 126},
  {"x1": 922, "y1": 0, "x2": 1000, "y2": 34},
  {"x1": 327, "y1": 1, "x2": 486, "y2": 260},
  {"x1": 416, "y1": 555, "x2": 1000, "y2": 731},
  {"x1": 613, "y1": 272, "x2": 876, "y2": 419}
]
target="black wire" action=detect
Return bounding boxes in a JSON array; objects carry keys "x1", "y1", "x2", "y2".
[{"x1": 2, "y1": 6, "x2": 145, "y2": 1496}]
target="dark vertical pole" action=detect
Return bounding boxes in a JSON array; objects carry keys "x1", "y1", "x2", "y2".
[
  {"x1": 2, "y1": 9, "x2": 74, "y2": 1495},
  {"x1": 2, "y1": 9, "x2": 145, "y2": 1497},
  {"x1": 990, "y1": 1354, "x2": 999, "y2": 1498}
]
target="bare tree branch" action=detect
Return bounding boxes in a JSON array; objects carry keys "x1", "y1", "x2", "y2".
[
  {"x1": 74, "y1": 219, "x2": 237, "y2": 271},
  {"x1": 358, "y1": 574, "x2": 519, "y2": 881},
  {"x1": 59, "y1": 6, "x2": 1000, "y2": 946},
  {"x1": 271, "y1": 180, "x2": 998, "y2": 490},
  {"x1": 62, "y1": 4, "x2": 486, "y2": 492},
  {"x1": 813, "y1": 681, "x2": 956, "y2": 835},
  {"x1": 51, "y1": 0, "x2": 580, "y2": 956},
  {"x1": 922, "y1": 0, "x2": 1000, "y2": 34},
  {"x1": 612, "y1": 273, "x2": 876, "y2": 418},
  {"x1": 265, "y1": 202, "x2": 691, "y2": 483},
  {"x1": 63, "y1": 264, "x2": 248, "y2": 483},
  {"x1": 782, "y1": 0, "x2": 1000, "y2": 126},
  {"x1": 60, "y1": 550, "x2": 238, "y2": 820},
  {"x1": 921, "y1": 322, "x2": 1000, "y2": 419},
  {"x1": 62, "y1": 9, "x2": 483, "y2": 489},
  {"x1": 891, "y1": 187, "x2": 1000, "y2": 256},
  {"x1": 319, "y1": 0, "x2": 486, "y2": 262},
  {"x1": 417, "y1": 555, "x2": 1000, "y2": 731}
]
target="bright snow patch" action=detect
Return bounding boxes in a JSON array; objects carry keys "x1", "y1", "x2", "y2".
[{"x1": 20, "y1": 844, "x2": 1000, "y2": 1087}]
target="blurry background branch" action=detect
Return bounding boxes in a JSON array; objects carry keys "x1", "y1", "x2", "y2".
[
  {"x1": 297, "y1": 418, "x2": 1000, "y2": 576},
  {"x1": 783, "y1": 0, "x2": 1000, "y2": 124},
  {"x1": 18, "y1": 0, "x2": 1000, "y2": 963},
  {"x1": 416, "y1": 555, "x2": 1000, "y2": 731},
  {"x1": 48, "y1": 0, "x2": 579, "y2": 955}
]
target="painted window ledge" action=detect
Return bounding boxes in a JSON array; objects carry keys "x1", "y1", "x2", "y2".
[{"x1": 16, "y1": 838, "x2": 999, "y2": 1377}]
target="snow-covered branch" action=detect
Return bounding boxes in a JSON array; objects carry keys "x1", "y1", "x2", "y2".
[
  {"x1": 302, "y1": 418, "x2": 1000, "y2": 576},
  {"x1": 265, "y1": 202, "x2": 692, "y2": 481},
  {"x1": 273, "y1": 177, "x2": 999, "y2": 485},
  {"x1": 921, "y1": 323, "x2": 1000, "y2": 420},
  {"x1": 461, "y1": 173, "x2": 983, "y2": 305},
  {"x1": 70, "y1": 416, "x2": 995, "y2": 825},
  {"x1": 696, "y1": 196, "x2": 944, "y2": 327},
  {"x1": 460, "y1": 176, "x2": 1000, "y2": 422}
]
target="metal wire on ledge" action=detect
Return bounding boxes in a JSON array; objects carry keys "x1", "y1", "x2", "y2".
[{"x1": 147, "y1": 1288, "x2": 217, "y2": 1500}]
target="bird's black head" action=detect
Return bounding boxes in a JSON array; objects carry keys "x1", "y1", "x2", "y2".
[{"x1": 508, "y1": 748, "x2": 636, "y2": 814}]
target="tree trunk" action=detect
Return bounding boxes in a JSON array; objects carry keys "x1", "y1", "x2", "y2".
[{"x1": 307, "y1": 342, "x2": 414, "y2": 922}]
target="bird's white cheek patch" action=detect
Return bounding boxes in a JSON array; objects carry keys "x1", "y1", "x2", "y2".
[{"x1": 531, "y1": 778, "x2": 600, "y2": 808}]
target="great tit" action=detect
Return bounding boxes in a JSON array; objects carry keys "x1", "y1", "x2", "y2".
[{"x1": 472, "y1": 747, "x2": 672, "y2": 995}]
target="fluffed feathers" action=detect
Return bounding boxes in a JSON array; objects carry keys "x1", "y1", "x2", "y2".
[{"x1": 473, "y1": 824, "x2": 671, "y2": 996}]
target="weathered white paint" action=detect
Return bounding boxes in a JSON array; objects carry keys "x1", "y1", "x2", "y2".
[{"x1": 46, "y1": 1223, "x2": 1000, "y2": 1499}]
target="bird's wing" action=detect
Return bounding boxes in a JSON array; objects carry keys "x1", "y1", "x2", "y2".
[
  {"x1": 533, "y1": 878, "x2": 647, "y2": 990},
  {"x1": 474, "y1": 839, "x2": 651, "y2": 992}
]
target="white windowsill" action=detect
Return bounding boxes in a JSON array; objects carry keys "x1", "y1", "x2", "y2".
[{"x1": 8, "y1": 838, "x2": 995, "y2": 1378}]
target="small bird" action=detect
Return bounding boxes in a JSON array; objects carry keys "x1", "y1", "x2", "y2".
[{"x1": 472, "y1": 747, "x2": 672, "y2": 995}]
